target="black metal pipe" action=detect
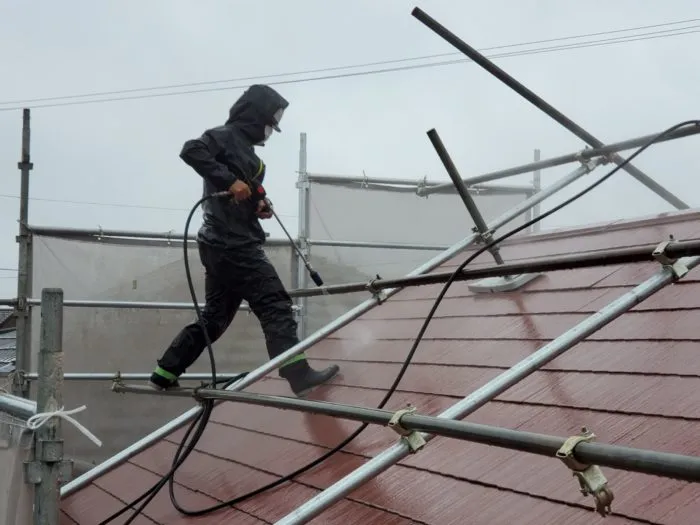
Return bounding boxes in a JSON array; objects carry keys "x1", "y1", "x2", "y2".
[
  {"x1": 426, "y1": 128, "x2": 506, "y2": 266},
  {"x1": 406, "y1": 417, "x2": 700, "y2": 482},
  {"x1": 423, "y1": 125, "x2": 700, "y2": 191},
  {"x1": 427, "y1": 128, "x2": 491, "y2": 234},
  {"x1": 411, "y1": 7, "x2": 690, "y2": 210},
  {"x1": 280, "y1": 239, "x2": 700, "y2": 298},
  {"x1": 574, "y1": 441, "x2": 700, "y2": 482},
  {"x1": 112, "y1": 383, "x2": 700, "y2": 483}
]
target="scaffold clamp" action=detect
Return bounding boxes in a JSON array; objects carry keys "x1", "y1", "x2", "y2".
[
  {"x1": 10, "y1": 370, "x2": 27, "y2": 392},
  {"x1": 388, "y1": 405, "x2": 426, "y2": 453},
  {"x1": 415, "y1": 175, "x2": 429, "y2": 198},
  {"x1": 366, "y1": 274, "x2": 387, "y2": 304},
  {"x1": 652, "y1": 240, "x2": 688, "y2": 278},
  {"x1": 556, "y1": 427, "x2": 614, "y2": 517},
  {"x1": 110, "y1": 373, "x2": 125, "y2": 393}
]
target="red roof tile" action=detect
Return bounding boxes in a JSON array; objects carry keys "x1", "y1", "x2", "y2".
[{"x1": 60, "y1": 210, "x2": 700, "y2": 524}]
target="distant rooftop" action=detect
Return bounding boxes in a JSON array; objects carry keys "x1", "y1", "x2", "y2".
[
  {"x1": 0, "y1": 310, "x2": 13, "y2": 326},
  {"x1": 0, "y1": 309, "x2": 16, "y2": 336},
  {"x1": 0, "y1": 327, "x2": 16, "y2": 374}
]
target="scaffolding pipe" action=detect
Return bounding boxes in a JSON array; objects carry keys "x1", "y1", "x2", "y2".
[
  {"x1": 427, "y1": 127, "x2": 506, "y2": 266},
  {"x1": 33, "y1": 288, "x2": 65, "y2": 525},
  {"x1": 111, "y1": 383, "x2": 700, "y2": 483},
  {"x1": 23, "y1": 298, "x2": 261, "y2": 311},
  {"x1": 18, "y1": 299, "x2": 299, "y2": 314},
  {"x1": 307, "y1": 172, "x2": 467, "y2": 187},
  {"x1": 427, "y1": 128, "x2": 491, "y2": 235},
  {"x1": 411, "y1": 7, "x2": 690, "y2": 210},
  {"x1": 60, "y1": 159, "x2": 589, "y2": 499},
  {"x1": 532, "y1": 148, "x2": 542, "y2": 233},
  {"x1": 15, "y1": 108, "x2": 33, "y2": 397},
  {"x1": 307, "y1": 239, "x2": 450, "y2": 251},
  {"x1": 0, "y1": 392, "x2": 37, "y2": 420},
  {"x1": 22, "y1": 372, "x2": 243, "y2": 381},
  {"x1": 26, "y1": 225, "x2": 289, "y2": 246},
  {"x1": 307, "y1": 173, "x2": 533, "y2": 196},
  {"x1": 286, "y1": 237, "x2": 700, "y2": 298},
  {"x1": 310, "y1": 125, "x2": 700, "y2": 195},
  {"x1": 276, "y1": 255, "x2": 700, "y2": 524},
  {"x1": 297, "y1": 132, "x2": 311, "y2": 340}
]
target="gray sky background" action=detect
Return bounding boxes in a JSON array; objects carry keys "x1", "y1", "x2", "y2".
[{"x1": 1, "y1": 0, "x2": 699, "y2": 299}]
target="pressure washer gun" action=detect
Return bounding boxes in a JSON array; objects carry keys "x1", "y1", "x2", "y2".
[
  {"x1": 266, "y1": 197, "x2": 325, "y2": 288},
  {"x1": 210, "y1": 187, "x2": 325, "y2": 288}
]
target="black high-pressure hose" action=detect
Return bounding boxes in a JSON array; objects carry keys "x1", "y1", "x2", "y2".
[
  {"x1": 102, "y1": 120, "x2": 699, "y2": 524},
  {"x1": 101, "y1": 188, "x2": 327, "y2": 524}
]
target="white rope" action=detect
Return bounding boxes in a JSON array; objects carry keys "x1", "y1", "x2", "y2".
[{"x1": 26, "y1": 405, "x2": 102, "y2": 447}]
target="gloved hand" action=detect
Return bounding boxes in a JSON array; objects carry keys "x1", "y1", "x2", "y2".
[
  {"x1": 228, "y1": 179, "x2": 252, "y2": 201},
  {"x1": 256, "y1": 198, "x2": 273, "y2": 219}
]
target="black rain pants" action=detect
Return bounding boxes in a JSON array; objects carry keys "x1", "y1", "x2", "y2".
[{"x1": 157, "y1": 241, "x2": 306, "y2": 377}]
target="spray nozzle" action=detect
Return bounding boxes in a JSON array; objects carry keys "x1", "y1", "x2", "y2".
[{"x1": 309, "y1": 270, "x2": 324, "y2": 287}]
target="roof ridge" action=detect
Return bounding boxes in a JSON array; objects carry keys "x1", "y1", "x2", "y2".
[{"x1": 495, "y1": 207, "x2": 700, "y2": 247}]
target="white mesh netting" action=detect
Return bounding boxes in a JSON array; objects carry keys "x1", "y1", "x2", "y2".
[
  {"x1": 25, "y1": 234, "x2": 380, "y2": 464},
  {"x1": 303, "y1": 180, "x2": 533, "y2": 317},
  {"x1": 307, "y1": 181, "x2": 532, "y2": 246},
  {"x1": 0, "y1": 394, "x2": 33, "y2": 525}
]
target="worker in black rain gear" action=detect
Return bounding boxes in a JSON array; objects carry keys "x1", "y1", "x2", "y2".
[{"x1": 149, "y1": 84, "x2": 339, "y2": 397}]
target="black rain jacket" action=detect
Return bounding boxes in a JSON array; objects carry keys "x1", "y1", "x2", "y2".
[{"x1": 179, "y1": 84, "x2": 289, "y2": 250}]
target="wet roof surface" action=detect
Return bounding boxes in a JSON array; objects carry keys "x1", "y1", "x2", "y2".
[{"x1": 61, "y1": 210, "x2": 700, "y2": 524}]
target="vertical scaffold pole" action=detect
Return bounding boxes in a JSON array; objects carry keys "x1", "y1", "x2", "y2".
[
  {"x1": 15, "y1": 108, "x2": 34, "y2": 398},
  {"x1": 32, "y1": 289, "x2": 65, "y2": 525},
  {"x1": 532, "y1": 148, "x2": 541, "y2": 233},
  {"x1": 296, "y1": 132, "x2": 311, "y2": 339}
]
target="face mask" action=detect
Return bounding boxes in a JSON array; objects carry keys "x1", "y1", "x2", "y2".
[
  {"x1": 273, "y1": 108, "x2": 285, "y2": 130},
  {"x1": 259, "y1": 107, "x2": 285, "y2": 145}
]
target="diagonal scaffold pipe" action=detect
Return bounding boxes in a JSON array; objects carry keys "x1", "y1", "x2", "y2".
[
  {"x1": 284, "y1": 238, "x2": 700, "y2": 298},
  {"x1": 411, "y1": 7, "x2": 689, "y2": 210}
]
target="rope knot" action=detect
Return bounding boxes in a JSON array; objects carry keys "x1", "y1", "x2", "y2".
[{"x1": 26, "y1": 405, "x2": 102, "y2": 447}]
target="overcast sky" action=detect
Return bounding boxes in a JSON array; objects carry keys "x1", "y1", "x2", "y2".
[{"x1": 1, "y1": 0, "x2": 699, "y2": 299}]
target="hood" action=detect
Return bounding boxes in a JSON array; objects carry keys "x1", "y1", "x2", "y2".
[{"x1": 225, "y1": 84, "x2": 289, "y2": 145}]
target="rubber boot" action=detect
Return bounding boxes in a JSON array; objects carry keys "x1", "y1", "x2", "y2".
[{"x1": 279, "y1": 359, "x2": 340, "y2": 398}]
